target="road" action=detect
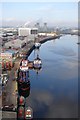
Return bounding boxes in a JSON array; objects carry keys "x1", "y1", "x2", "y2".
[
  {"x1": 1, "y1": 58, "x2": 22, "y2": 118},
  {"x1": 2, "y1": 58, "x2": 21, "y2": 109}
]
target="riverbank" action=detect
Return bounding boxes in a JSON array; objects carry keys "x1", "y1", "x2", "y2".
[
  {"x1": 26, "y1": 35, "x2": 61, "y2": 59},
  {"x1": 39, "y1": 35, "x2": 61, "y2": 44}
]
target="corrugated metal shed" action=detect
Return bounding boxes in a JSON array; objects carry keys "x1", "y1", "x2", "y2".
[{"x1": 4, "y1": 39, "x2": 26, "y2": 49}]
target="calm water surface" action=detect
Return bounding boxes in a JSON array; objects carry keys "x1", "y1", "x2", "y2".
[{"x1": 27, "y1": 35, "x2": 78, "y2": 118}]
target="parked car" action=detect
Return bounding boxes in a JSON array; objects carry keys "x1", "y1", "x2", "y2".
[
  {"x1": 2, "y1": 104, "x2": 15, "y2": 111},
  {"x1": 1, "y1": 73, "x2": 8, "y2": 86}
]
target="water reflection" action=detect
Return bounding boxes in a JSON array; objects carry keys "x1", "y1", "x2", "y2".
[
  {"x1": 50, "y1": 47, "x2": 77, "y2": 56},
  {"x1": 26, "y1": 89, "x2": 78, "y2": 118},
  {"x1": 28, "y1": 35, "x2": 78, "y2": 118}
]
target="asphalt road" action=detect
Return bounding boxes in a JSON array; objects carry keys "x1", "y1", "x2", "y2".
[
  {"x1": 1, "y1": 59, "x2": 21, "y2": 119},
  {"x1": 2, "y1": 58, "x2": 22, "y2": 109}
]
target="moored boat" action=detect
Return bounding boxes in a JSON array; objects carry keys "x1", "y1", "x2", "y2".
[
  {"x1": 20, "y1": 59, "x2": 29, "y2": 71},
  {"x1": 33, "y1": 55, "x2": 42, "y2": 69},
  {"x1": 35, "y1": 42, "x2": 41, "y2": 49}
]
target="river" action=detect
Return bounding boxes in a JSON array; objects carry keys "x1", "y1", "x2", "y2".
[{"x1": 26, "y1": 35, "x2": 78, "y2": 118}]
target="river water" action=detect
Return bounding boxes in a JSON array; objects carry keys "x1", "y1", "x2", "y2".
[{"x1": 27, "y1": 35, "x2": 78, "y2": 118}]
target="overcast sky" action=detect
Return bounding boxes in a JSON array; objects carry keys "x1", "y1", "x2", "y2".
[{"x1": 0, "y1": 2, "x2": 78, "y2": 27}]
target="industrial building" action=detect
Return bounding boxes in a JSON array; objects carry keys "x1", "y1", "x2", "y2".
[
  {"x1": 0, "y1": 52, "x2": 13, "y2": 70},
  {"x1": 0, "y1": 49, "x2": 19, "y2": 60},
  {"x1": 18, "y1": 27, "x2": 38, "y2": 41},
  {"x1": 0, "y1": 49, "x2": 19, "y2": 70},
  {"x1": 4, "y1": 39, "x2": 26, "y2": 49}
]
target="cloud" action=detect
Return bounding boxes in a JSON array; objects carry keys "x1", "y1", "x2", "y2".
[{"x1": 26, "y1": 89, "x2": 78, "y2": 118}]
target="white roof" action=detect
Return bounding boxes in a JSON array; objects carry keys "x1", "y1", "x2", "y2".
[
  {"x1": 18, "y1": 27, "x2": 38, "y2": 30},
  {"x1": 4, "y1": 39, "x2": 25, "y2": 48}
]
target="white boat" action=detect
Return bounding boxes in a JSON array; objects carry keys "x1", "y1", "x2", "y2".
[
  {"x1": 25, "y1": 106, "x2": 33, "y2": 119},
  {"x1": 20, "y1": 60, "x2": 29, "y2": 71},
  {"x1": 20, "y1": 66, "x2": 28, "y2": 71},
  {"x1": 35, "y1": 42, "x2": 41, "y2": 48},
  {"x1": 33, "y1": 56, "x2": 42, "y2": 69}
]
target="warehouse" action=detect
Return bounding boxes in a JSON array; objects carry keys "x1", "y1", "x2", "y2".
[
  {"x1": 18, "y1": 27, "x2": 38, "y2": 41},
  {"x1": 0, "y1": 52, "x2": 13, "y2": 70},
  {"x1": 0, "y1": 49, "x2": 19, "y2": 70},
  {"x1": 4, "y1": 39, "x2": 26, "y2": 49},
  {"x1": 18, "y1": 28, "x2": 38, "y2": 36}
]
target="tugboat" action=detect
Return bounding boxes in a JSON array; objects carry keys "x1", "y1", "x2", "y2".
[
  {"x1": 18, "y1": 106, "x2": 24, "y2": 119},
  {"x1": 33, "y1": 55, "x2": 42, "y2": 70},
  {"x1": 18, "y1": 79, "x2": 30, "y2": 98},
  {"x1": 35, "y1": 42, "x2": 41, "y2": 49},
  {"x1": 20, "y1": 59, "x2": 29, "y2": 71},
  {"x1": 25, "y1": 106, "x2": 33, "y2": 119},
  {"x1": 17, "y1": 69, "x2": 29, "y2": 83}
]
